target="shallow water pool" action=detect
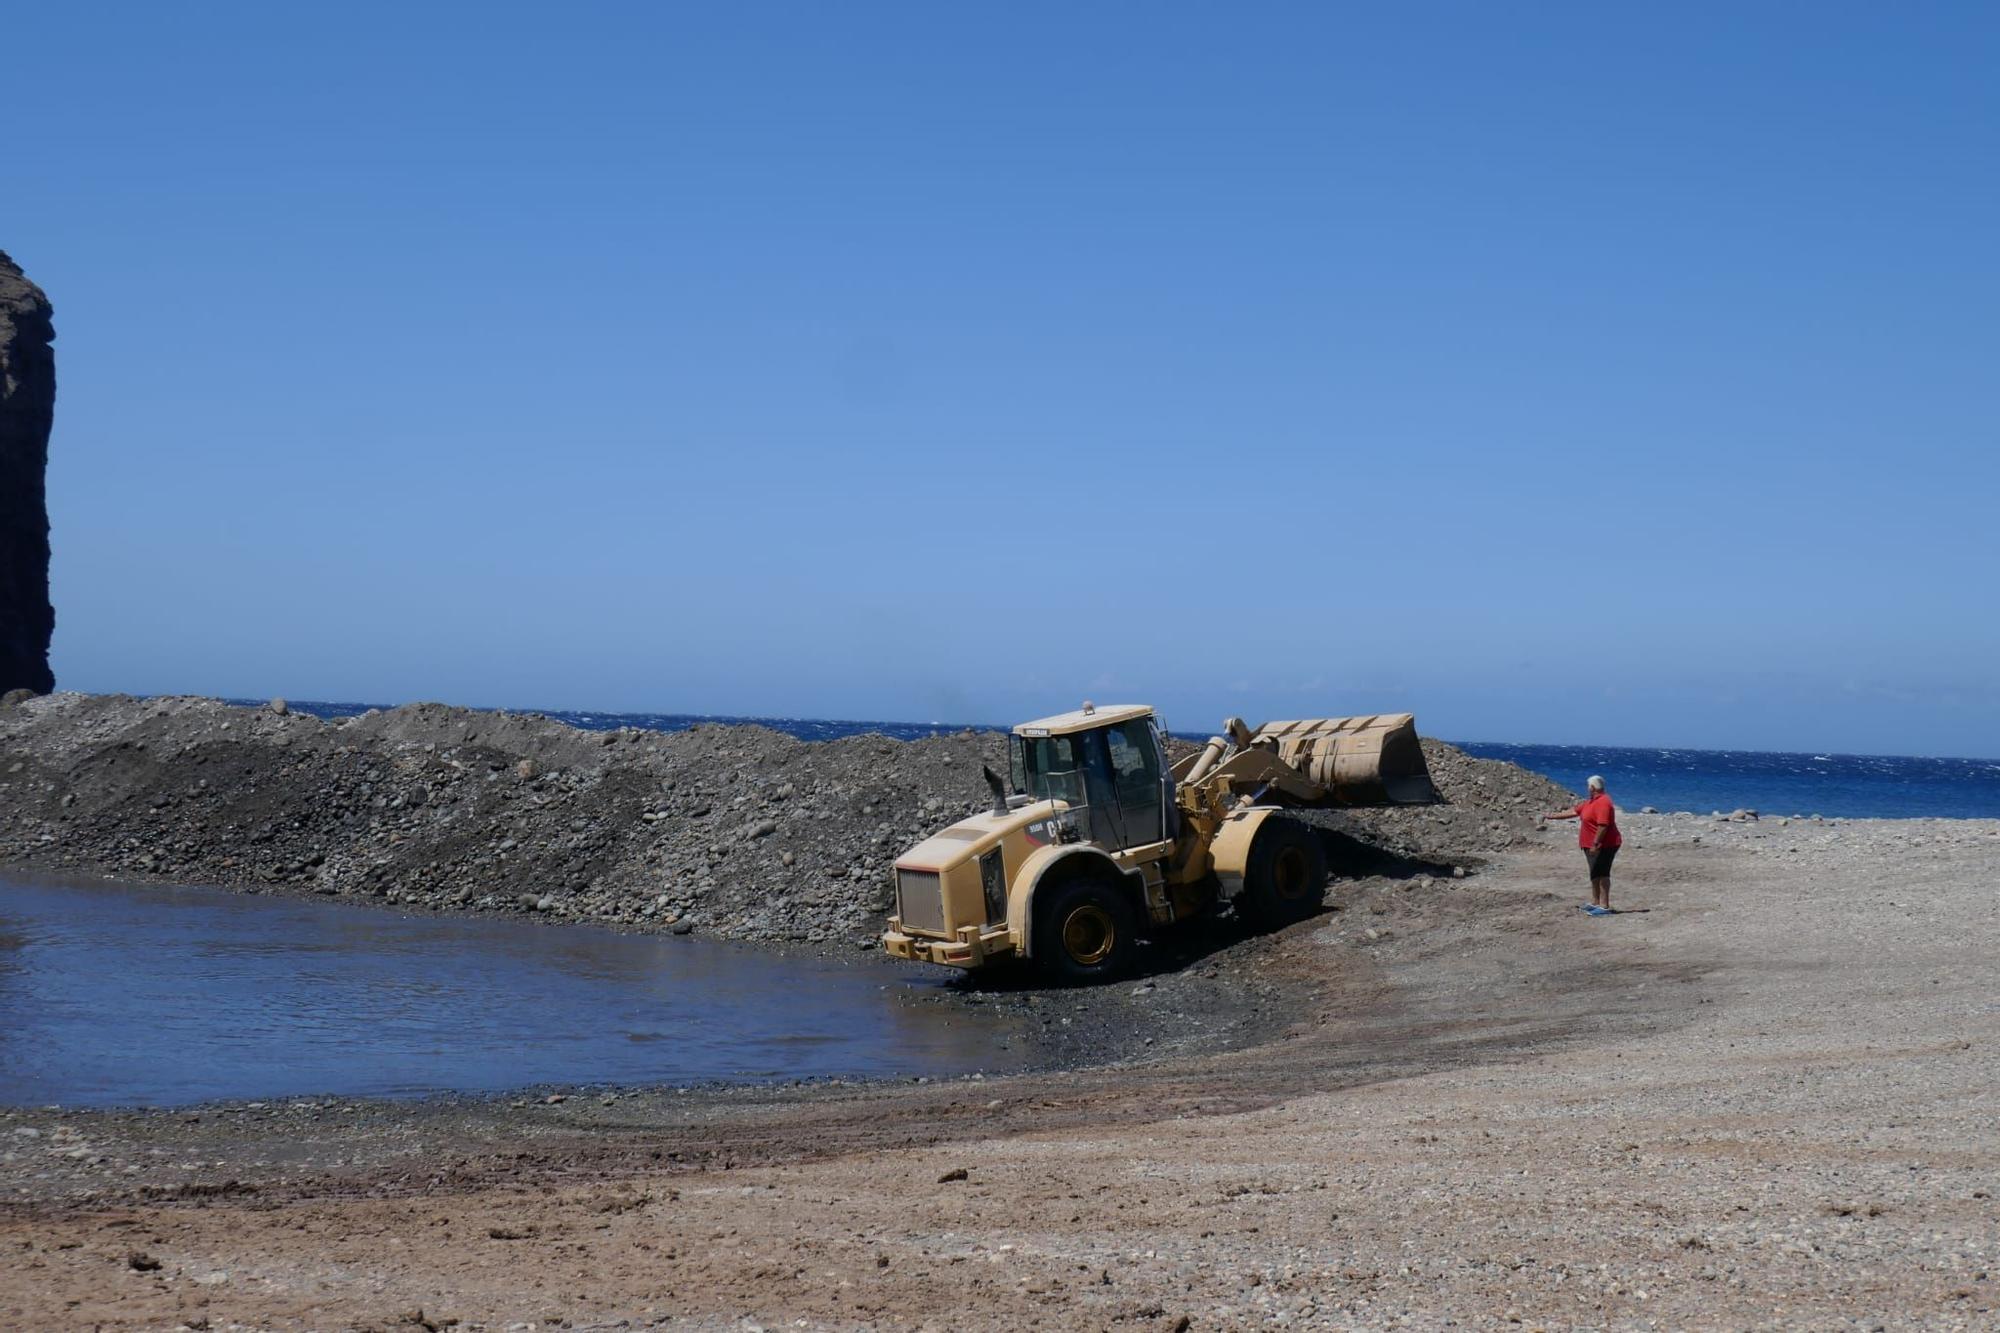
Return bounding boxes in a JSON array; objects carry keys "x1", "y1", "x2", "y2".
[{"x1": 0, "y1": 875, "x2": 1025, "y2": 1108}]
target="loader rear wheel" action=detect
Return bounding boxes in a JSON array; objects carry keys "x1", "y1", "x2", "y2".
[
  {"x1": 1033, "y1": 876, "x2": 1139, "y2": 984},
  {"x1": 1241, "y1": 818, "x2": 1327, "y2": 931}
]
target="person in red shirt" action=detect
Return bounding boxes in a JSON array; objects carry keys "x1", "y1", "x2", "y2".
[{"x1": 1546, "y1": 775, "x2": 1622, "y2": 915}]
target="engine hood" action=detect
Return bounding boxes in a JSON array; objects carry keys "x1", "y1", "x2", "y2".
[{"x1": 893, "y1": 799, "x2": 1068, "y2": 873}]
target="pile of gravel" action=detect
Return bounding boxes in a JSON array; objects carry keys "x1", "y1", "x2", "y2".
[
  {"x1": 1319, "y1": 737, "x2": 1578, "y2": 865},
  {"x1": 0, "y1": 695, "x2": 1573, "y2": 949}
]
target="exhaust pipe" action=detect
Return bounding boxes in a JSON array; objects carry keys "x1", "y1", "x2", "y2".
[{"x1": 981, "y1": 765, "x2": 1010, "y2": 817}]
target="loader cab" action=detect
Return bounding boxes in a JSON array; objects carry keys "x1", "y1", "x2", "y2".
[{"x1": 1009, "y1": 704, "x2": 1171, "y2": 851}]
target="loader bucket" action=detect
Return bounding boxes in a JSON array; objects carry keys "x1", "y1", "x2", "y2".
[{"x1": 1247, "y1": 713, "x2": 1439, "y2": 806}]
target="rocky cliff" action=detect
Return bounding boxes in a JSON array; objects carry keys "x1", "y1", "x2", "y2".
[{"x1": 0, "y1": 252, "x2": 56, "y2": 697}]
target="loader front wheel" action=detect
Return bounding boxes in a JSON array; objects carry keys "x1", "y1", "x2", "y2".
[
  {"x1": 1241, "y1": 818, "x2": 1328, "y2": 931},
  {"x1": 1033, "y1": 876, "x2": 1139, "y2": 984}
]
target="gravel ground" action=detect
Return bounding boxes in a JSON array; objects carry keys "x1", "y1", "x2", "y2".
[
  {"x1": 3, "y1": 814, "x2": 1997, "y2": 1329},
  {"x1": 0, "y1": 694, "x2": 1570, "y2": 951}
]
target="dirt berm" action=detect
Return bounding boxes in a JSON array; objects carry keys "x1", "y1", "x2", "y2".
[{"x1": 0, "y1": 693, "x2": 1573, "y2": 949}]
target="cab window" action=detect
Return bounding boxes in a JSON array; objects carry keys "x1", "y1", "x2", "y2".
[{"x1": 1105, "y1": 718, "x2": 1164, "y2": 844}]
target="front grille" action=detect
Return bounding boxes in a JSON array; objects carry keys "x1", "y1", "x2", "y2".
[{"x1": 895, "y1": 868, "x2": 945, "y2": 936}]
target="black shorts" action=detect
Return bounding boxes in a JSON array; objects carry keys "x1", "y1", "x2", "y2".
[{"x1": 1584, "y1": 844, "x2": 1619, "y2": 878}]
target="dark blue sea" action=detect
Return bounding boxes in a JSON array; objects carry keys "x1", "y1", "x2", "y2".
[
  {"x1": 1451, "y1": 742, "x2": 1998, "y2": 821},
  {"x1": 254, "y1": 702, "x2": 2000, "y2": 821}
]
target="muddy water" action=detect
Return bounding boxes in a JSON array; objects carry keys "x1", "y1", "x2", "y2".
[{"x1": 0, "y1": 876, "x2": 1028, "y2": 1108}]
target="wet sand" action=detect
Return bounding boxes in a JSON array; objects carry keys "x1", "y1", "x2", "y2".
[{"x1": 3, "y1": 814, "x2": 1997, "y2": 1330}]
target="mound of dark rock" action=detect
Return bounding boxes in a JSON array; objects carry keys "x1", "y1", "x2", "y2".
[
  {"x1": 1321, "y1": 737, "x2": 1578, "y2": 864},
  {"x1": 0, "y1": 695, "x2": 1014, "y2": 948},
  {"x1": 0, "y1": 696, "x2": 1571, "y2": 950}
]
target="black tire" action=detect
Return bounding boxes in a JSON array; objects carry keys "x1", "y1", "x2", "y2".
[
  {"x1": 1032, "y1": 874, "x2": 1140, "y2": 984},
  {"x1": 1240, "y1": 817, "x2": 1328, "y2": 931}
]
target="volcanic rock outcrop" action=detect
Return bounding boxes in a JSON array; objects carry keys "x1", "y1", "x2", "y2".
[{"x1": 0, "y1": 252, "x2": 56, "y2": 697}]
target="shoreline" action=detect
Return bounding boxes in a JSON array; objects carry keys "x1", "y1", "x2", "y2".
[{"x1": 3, "y1": 817, "x2": 1996, "y2": 1327}]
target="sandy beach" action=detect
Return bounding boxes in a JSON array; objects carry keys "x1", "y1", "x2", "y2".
[{"x1": 4, "y1": 810, "x2": 1996, "y2": 1330}]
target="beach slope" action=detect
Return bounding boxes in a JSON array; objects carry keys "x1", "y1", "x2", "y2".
[{"x1": 2, "y1": 813, "x2": 1996, "y2": 1328}]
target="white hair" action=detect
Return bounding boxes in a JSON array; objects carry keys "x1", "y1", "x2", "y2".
[{"x1": 1586, "y1": 774, "x2": 1605, "y2": 792}]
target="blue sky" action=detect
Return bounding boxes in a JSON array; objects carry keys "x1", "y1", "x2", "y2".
[{"x1": 9, "y1": 3, "x2": 1997, "y2": 756}]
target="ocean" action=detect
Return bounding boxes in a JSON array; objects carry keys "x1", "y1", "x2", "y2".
[
  {"x1": 257, "y1": 702, "x2": 2000, "y2": 821},
  {"x1": 1452, "y1": 741, "x2": 1998, "y2": 821}
]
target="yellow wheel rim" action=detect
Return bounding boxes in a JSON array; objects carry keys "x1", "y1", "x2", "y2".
[
  {"x1": 1273, "y1": 846, "x2": 1310, "y2": 900},
  {"x1": 1061, "y1": 904, "x2": 1116, "y2": 966}
]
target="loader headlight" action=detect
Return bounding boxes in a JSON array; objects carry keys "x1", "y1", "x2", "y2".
[{"x1": 978, "y1": 850, "x2": 1006, "y2": 924}]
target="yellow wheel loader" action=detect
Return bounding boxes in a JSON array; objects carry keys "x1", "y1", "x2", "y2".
[{"x1": 881, "y1": 704, "x2": 1438, "y2": 983}]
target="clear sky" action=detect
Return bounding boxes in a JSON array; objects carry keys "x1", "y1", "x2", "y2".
[{"x1": 8, "y1": 3, "x2": 1997, "y2": 756}]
